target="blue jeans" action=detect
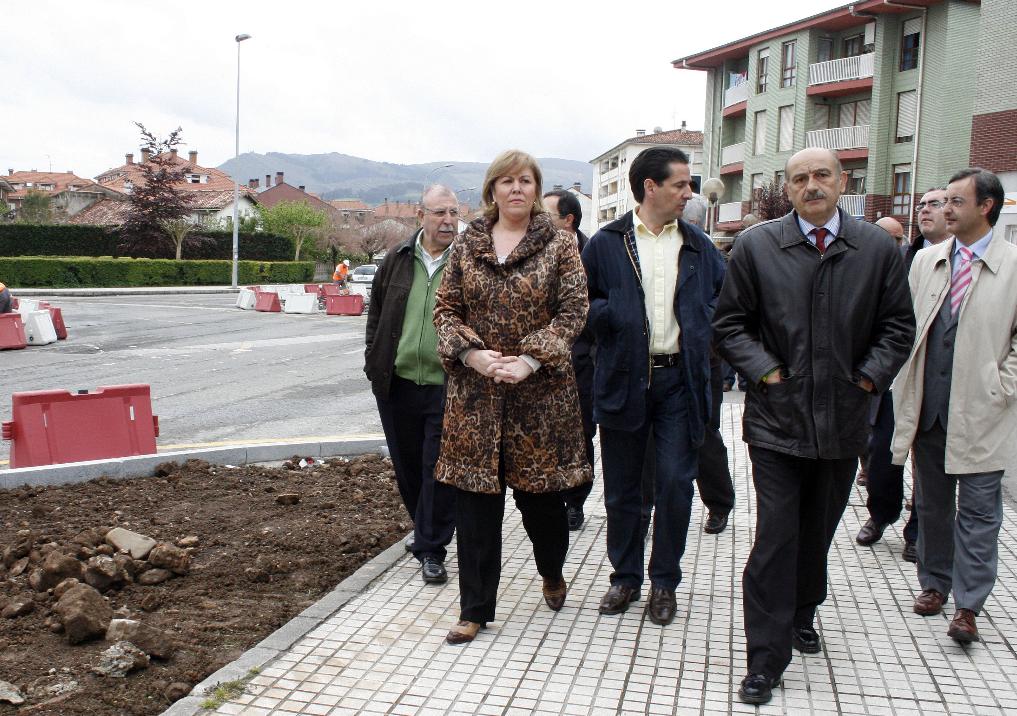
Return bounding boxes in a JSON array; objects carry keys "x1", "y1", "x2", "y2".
[{"x1": 600, "y1": 363, "x2": 697, "y2": 591}]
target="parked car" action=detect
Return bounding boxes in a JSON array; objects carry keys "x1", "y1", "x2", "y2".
[{"x1": 350, "y1": 264, "x2": 377, "y2": 284}]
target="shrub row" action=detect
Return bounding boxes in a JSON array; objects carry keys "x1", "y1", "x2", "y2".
[
  {"x1": 0, "y1": 224, "x2": 292, "y2": 261},
  {"x1": 0, "y1": 257, "x2": 313, "y2": 288}
]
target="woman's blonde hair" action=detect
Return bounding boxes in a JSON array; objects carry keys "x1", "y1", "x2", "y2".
[{"x1": 481, "y1": 149, "x2": 546, "y2": 221}]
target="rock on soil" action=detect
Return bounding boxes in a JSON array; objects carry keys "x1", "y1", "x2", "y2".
[
  {"x1": 0, "y1": 453, "x2": 404, "y2": 715},
  {"x1": 92, "y1": 641, "x2": 149, "y2": 678},
  {"x1": 54, "y1": 584, "x2": 113, "y2": 645}
]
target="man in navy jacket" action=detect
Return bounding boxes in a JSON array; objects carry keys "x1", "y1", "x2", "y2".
[{"x1": 582, "y1": 147, "x2": 725, "y2": 626}]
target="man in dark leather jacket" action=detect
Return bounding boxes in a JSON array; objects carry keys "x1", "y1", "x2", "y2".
[{"x1": 714, "y1": 148, "x2": 914, "y2": 705}]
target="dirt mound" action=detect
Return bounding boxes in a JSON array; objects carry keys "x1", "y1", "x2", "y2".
[{"x1": 0, "y1": 454, "x2": 406, "y2": 714}]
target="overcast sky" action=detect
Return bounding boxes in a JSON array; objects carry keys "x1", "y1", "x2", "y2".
[{"x1": 3, "y1": 0, "x2": 846, "y2": 179}]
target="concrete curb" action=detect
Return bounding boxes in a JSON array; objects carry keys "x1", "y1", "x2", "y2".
[
  {"x1": 0, "y1": 437, "x2": 386, "y2": 489},
  {"x1": 11, "y1": 287, "x2": 241, "y2": 297},
  {"x1": 160, "y1": 522, "x2": 410, "y2": 715}
]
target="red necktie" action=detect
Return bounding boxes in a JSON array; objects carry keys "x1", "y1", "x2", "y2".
[{"x1": 811, "y1": 227, "x2": 828, "y2": 253}]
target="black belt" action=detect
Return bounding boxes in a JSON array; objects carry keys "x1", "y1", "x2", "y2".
[{"x1": 651, "y1": 353, "x2": 681, "y2": 368}]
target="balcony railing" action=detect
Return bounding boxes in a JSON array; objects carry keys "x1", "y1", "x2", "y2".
[
  {"x1": 838, "y1": 194, "x2": 866, "y2": 217},
  {"x1": 721, "y1": 142, "x2": 746, "y2": 166},
  {"x1": 806, "y1": 124, "x2": 870, "y2": 151},
  {"x1": 718, "y1": 201, "x2": 743, "y2": 223},
  {"x1": 724, "y1": 82, "x2": 748, "y2": 108},
  {"x1": 808, "y1": 52, "x2": 874, "y2": 85}
]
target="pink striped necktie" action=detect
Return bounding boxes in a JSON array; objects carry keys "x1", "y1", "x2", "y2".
[{"x1": 950, "y1": 245, "x2": 973, "y2": 317}]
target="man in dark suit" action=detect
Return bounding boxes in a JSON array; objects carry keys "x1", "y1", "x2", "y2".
[
  {"x1": 856, "y1": 188, "x2": 951, "y2": 560},
  {"x1": 544, "y1": 188, "x2": 595, "y2": 531},
  {"x1": 582, "y1": 147, "x2": 725, "y2": 627},
  {"x1": 714, "y1": 147, "x2": 914, "y2": 705}
]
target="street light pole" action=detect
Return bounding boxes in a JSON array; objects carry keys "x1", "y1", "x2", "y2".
[{"x1": 231, "y1": 33, "x2": 251, "y2": 289}]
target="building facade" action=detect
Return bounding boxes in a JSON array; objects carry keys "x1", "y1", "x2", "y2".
[
  {"x1": 589, "y1": 127, "x2": 704, "y2": 228},
  {"x1": 675, "y1": 0, "x2": 990, "y2": 237}
]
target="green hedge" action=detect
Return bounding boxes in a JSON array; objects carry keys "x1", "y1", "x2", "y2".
[
  {"x1": 0, "y1": 257, "x2": 313, "y2": 287},
  {"x1": 0, "y1": 224, "x2": 292, "y2": 261}
]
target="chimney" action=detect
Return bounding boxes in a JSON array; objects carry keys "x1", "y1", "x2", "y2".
[
  {"x1": 635, "y1": 129, "x2": 646, "y2": 137},
  {"x1": 140, "y1": 149, "x2": 151, "y2": 163},
  {"x1": 265, "y1": 174, "x2": 271, "y2": 188},
  {"x1": 170, "y1": 148, "x2": 178, "y2": 159},
  {"x1": 275, "y1": 171, "x2": 284, "y2": 186},
  {"x1": 298, "y1": 185, "x2": 306, "y2": 192},
  {"x1": 681, "y1": 120, "x2": 687, "y2": 130},
  {"x1": 188, "y1": 150, "x2": 198, "y2": 165},
  {"x1": 572, "y1": 182, "x2": 582, "y2": 191},
  {"x1": 8, "y1": 169, "x2": 13, "y2": 176},
  {"x1": 248, "y1": 178, "x2": 259, "y2": 189},
  {"x1": 126, "y1": 153, "x2": 134, "y2": 165}
]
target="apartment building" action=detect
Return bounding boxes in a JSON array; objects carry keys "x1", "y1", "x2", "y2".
[
  {"x1": 674, "y1": 0, "x2": 986, "y2": 236},
  {"x1": 590, "y1": 127, "x2": 703, "y2": 228}
]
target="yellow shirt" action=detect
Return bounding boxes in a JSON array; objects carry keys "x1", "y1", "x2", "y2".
[{"x1": 633, "y1": 208, "x2": 683, "y2": 354}]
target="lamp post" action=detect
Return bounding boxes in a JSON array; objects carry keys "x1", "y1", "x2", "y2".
[
  {"x1": 702, "y1": 177, "x2": 725, "y2": 240},
  {"x1": 230, "y1": 33, "x2": 251, "y2": 289}
]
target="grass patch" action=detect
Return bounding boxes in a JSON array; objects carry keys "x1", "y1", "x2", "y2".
[{"x1": 200, "y1": 668, "x2": 261, "y2": 709}]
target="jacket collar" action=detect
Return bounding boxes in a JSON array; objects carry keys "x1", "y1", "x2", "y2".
[
  {"x1": 462, "y1": 212, "x2": 558, "y2": 267},
  {"x1": 604, "y1": 209, "x2": 705, "y2": 253},
  {"x1": 935, "y1": 230, "x2": 1004, "y2": 274},
  {"x1": 779, "y1": 208, "x2": 859, "y2": 251}
]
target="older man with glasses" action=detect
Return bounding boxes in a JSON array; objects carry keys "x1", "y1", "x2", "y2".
[
  {"x1": 364, "y1": 184, "x2": 459, "y2": 584},
  {"x1": 856, "y1": 189, "x2": 951, "y2": 562}
]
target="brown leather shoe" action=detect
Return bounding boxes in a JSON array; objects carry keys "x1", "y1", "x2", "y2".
[
  {"x1": 445, "y1": 620, "x2": 484, "y2": 645},
  {"x1": 913, "y1": 588, "x2": 947, "y2": 616},
  {"x1": 598, "y1": 584, "x2": 640, "y2": 615},
  {"x1": 947, "y1": 609, "x2": 978, "y2": 643},
  {"x1": 543, "y1": 576, "x2": 567, "y2": 611},
  {"x1": 646, "y1": 586, "x2": 677, "y2": 626},
  {"x1": 856, "y1": 518, "x2": 887, "y2": 546}
]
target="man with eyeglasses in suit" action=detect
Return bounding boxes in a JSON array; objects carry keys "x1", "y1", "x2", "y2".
[
  {"x1": 857, "y1": 189, "x2": 951, "y2": 561},
  {"x1": 364, "y1": 184, "x2": 459, "y2": 584}
]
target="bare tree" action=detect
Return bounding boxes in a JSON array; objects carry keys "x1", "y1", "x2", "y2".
[
  {"x1": 360, "y1": 219, "x2": 410, "y2": 261},
  {"x1": 160, "y1": 217, "x2": 193, "y2": 260}
]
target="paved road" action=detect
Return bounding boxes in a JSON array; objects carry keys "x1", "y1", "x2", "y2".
[{"x1": 1, "y1": 294, "x2": 381, "y2": 465}]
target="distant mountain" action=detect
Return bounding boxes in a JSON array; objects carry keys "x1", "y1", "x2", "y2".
[{"x1": 218, "y1": 152, "x2": 594, "y2": 207}]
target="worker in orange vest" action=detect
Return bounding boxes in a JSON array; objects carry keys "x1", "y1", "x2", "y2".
[{"x1": 333, "y1": 260, "x2": 350, "y2": 285}]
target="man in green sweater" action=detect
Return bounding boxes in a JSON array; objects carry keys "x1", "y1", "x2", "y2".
[{"x1": 364, "y1": 185, "x2": 458, "y2": 584}]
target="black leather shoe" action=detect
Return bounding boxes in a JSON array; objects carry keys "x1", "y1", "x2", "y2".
[
  {"x1": 902, "y1": 541, "x2": 917, "y2": 563},
  {"x1": 703, "y1": 512, "x2": 729, "y2": 534},
  {"x1": 598, "y1": 584, "x2": 640, "y2": 614},
  {"x1": 646, "y1": 586, "x2": 677, "y2": 625},
  {"x1": 855, "y1": 518, "x2": 887, "y2": 546},
  {"x1": 421, "y1": 556, "x2": 447, "y2": 584},
  {"x1": 792, "y1": 625, "x2": 821, "y2": 653},
  {"x1": 566, "y1": 506, "x2": 584, "y2": 531},
  {"x1": 738, "y1": 673, "x2": 778, "y2": 704}
]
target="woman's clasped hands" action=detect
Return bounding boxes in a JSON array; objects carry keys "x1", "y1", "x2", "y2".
[{"x1": 465, "y1": 349, "x2": 534, "y2": 384}]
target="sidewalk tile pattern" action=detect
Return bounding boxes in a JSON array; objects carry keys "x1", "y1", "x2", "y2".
[{"x1": 211, "y1": 404, "x2": 1017, "y2": 714}]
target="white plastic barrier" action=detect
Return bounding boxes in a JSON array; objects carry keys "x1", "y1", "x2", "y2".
[
  {"x1": 236, "y1": 288, "x2": 257, "y2": 310},
  {"x1": 283, "y1": 293, "x2": 317, "y2": 314},
  {"x1": 16, "y1": 299, "x2": 41, "y2": 315},
  {"x1": 23, "y1": 310, "x2": 58, "y2": 345}
]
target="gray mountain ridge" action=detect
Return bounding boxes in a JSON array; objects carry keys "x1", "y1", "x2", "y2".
[{"x1": 218, "y1": 151, "x2": 594, "y2": 207}]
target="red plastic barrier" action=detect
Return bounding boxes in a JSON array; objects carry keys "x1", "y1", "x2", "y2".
[
  {"x1": 37, "y1": 301, "x2": 51, "y2": 309},
  {"x1": 325, "y1": 294, "x2": 365, "y2": 316},
  {"x1": 304, "y1": 284, "x2": 320, "y2": 294},
  {"x1": 48, "y1": 307, "x2": 67, "y2": 340},
  {"x1": 2, "y1": 384, "x2": 159, "y2": 468},
  {"x1": 0, "y1": 313, "x2": 28, "y2": 350},
  {"x1": 254, "y1": 292, "x2": 281, "y2": 312},
  {"x1": 321, "y1": 284, "x2": 342, "y2": 297}
]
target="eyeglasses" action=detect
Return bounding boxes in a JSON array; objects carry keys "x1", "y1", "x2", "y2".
[
  {"x1": 915, "y1": 200, "x2": 945, "y2": 211},
  {"x1": 422, "y1": 207, "x2": 460, "y2": 218}
]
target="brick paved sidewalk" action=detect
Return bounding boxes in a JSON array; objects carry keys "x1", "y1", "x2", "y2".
[{"x1": 205, "y1": 404, "x2": 1017, "y2": 715}]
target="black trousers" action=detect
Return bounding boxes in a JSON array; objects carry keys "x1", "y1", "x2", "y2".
[
  {"x1": 865, "y1": 391, "x2": 917, "y2": 542},
  {"x1": 641, "y1": 358, "x2": 735, "y2": 531},
  {"x1": 455, "y1": 476, "x2": 569, "y2": 624},
  {"x1": 743, "y1": 446, "x2": 855, "y2": 678},
  {"x1": 375, "y1": 377, "x2": 456, "y2": 561}
]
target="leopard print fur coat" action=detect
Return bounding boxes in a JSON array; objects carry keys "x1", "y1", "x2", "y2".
[{"x1": 433, "y1": 212, "x2": 593, "y2": 494}]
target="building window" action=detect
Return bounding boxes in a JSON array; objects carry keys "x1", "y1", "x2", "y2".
[
  {"x1": 778, "y1": 105, "x2": 794, "y2": 152},
  {"x1": 892, "y1": 164, "x2": 912, "y2": 215},
  {"x1": 816, "y1": 37, "x2": 833, "y2": 63},
  {"x1": 753, "y1": 110, "x2": 767, "y2": 155},
  {"x1": 774, "y1": 170, "x2": 786, "y2": 187},
  {"x1": 750, "y1": 173, "x2": 765, "y2": 214},
  {"x1": 756, "y1": 48, "x2": 769, "y2": 94},
  {"x1": 846, "y1": 168, "x2": 866, "y2": 195},
  {"x1": 839, "y1": 99, "x2": 871, "y2": 127},
  {"x1": 896, "y1": 90, "x2": 917, "y2": 142},
  {"x1": 781, "y1": 41, "x2": 796, "y2": 87},
  {"x1": 811, "y1": 103, "x2": 831, "y2": 131},
  {"x1": 843, "y1": 34, "x2": 864, "y2": 58},
  {"x1": 900, "y1": 18, "x2": 921, "y2": 71}
]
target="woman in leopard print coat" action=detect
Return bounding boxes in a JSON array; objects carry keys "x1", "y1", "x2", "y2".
[{"x1": 434, "y1": 150, "x2": 592, "y2": 644}]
